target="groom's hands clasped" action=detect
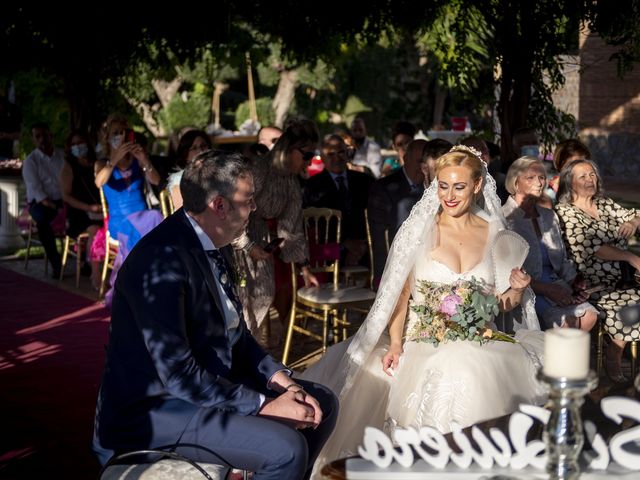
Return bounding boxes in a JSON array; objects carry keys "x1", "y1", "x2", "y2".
[{"x1": 258, "y1": 383, "x2": 323, "y2": 430}]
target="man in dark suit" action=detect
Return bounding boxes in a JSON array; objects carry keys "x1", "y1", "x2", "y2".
[
  {"x1": 368, "y1": 139, "x2": 431, "y2": 285},
  {"x1": 303, "y1": 134, "x2": 374, "y2": 265},
  {"x1": 92, "y1": 151, "x2": 338, "y2": 479}
]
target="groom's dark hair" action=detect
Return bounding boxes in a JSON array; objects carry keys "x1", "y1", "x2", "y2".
[{"x1": 180, "y1": 150, "x2": 250, "y2": 214}]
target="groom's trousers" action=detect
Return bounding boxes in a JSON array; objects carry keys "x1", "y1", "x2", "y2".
[{"x1": 94, "y1": 379, "x2": 339, "y2": 480}]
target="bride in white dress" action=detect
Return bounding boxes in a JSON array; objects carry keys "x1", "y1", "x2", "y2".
[{"x1": 300, "y1": 146, "x2": 546, "y2": 474}]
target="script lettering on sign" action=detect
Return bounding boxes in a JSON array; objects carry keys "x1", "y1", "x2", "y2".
[{"x1": 357, "y1": 397, "x2": 640, "y2": 472}]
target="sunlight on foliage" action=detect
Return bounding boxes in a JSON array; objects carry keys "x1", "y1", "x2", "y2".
[{"x1": 415, "y1": 2, "x2": 492, "y2": 93}]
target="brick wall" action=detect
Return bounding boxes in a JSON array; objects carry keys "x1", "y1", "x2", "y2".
[
  {"x1": 578, "y1": 30, "x2": 640, "y2": 176},
  {"x1": 579, "y1": 31, "x2": 640, "y2": 134}
]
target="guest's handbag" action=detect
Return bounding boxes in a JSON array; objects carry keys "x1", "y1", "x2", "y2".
[{"x1": 617, "y1": 260, "x2": 640, "y2": 289}]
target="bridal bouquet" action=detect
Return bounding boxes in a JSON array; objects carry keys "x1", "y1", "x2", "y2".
[{"x1": 406, "y1": 278, "x2": 515, "y2": 346}]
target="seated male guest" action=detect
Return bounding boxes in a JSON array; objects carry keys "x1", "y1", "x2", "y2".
[
  {"x1": 22, "y1": 122, "x2": 65, "y2": 278},
  {"x1": 303, "y1": 134, "x2": 374, "y2": 266},
  {"x1": 368, "y1": 139, "x2": 428, "y2": 285},
  {"x1": 92, "y1": 151, "x2": 338, "y2": 480}
]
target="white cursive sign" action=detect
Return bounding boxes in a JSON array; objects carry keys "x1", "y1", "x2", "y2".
[{"x1": 358, "y1": 397, "x2": 640, "y2": 472}]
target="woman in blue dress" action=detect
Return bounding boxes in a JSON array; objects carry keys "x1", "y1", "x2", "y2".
[{"x1": 94, "y1": 114, "x2": 163, "y2": 303}]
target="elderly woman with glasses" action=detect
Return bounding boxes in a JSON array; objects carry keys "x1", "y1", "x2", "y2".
[
  {"x1": 555, "y1": 159, "x2": 640, "y2": 382},
  {"x1": 232, "y1": 118, "x2": 319, "y2": 347},
  {"x1": 503, "y1": 157, "x2": 598, "y2": 332}
]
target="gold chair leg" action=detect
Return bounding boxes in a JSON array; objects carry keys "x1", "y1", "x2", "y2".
[
  {"x1": 24, "y1": 229, "x2": 32, "y2": 269},
  {"x1": 631, "y1": 341, "x2": 638, "y2": 381},
  {"x1": 597, "y1": 321, "x2": 604, "y2": 379},
  {"x1": 99, "y1": 249, "x2": 110, "y2": 299},
  {"x1": 60, "y1": 236, "x2": 70, "y2": 282},
  {"x1": 342, "y1": 309, "x2": 348, "y2": 341},
  {"x1": 75, "y1": 239, "x2": 84, "y2": 288},
  {"x1": 322, "y1": 310, "x2": 329, "y2": 354},
  {"x1": 282, "y1": 304, "x2": 297, "y2": 366}
]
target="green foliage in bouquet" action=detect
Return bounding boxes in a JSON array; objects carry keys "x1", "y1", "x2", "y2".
[{"x1": 407, "y1": 277, "x2": 514, "y2": 347}]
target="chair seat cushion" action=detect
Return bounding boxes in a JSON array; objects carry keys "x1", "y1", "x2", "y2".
[
  {"x1": 297, "y1": 284, "x2": 376, "y2": 304},
  {"x1": 101, "y1": 459, "x2": 228, "y2": 480},
  {"x1": 341, "y1": 265, "x2": 369, "y2": 274}
]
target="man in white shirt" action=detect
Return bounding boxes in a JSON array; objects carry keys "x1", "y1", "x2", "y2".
[
  {"x1": 22, "y1": 122, "x2": 65, "y2": 277},
  {"x1": 350, "y1": 117, "x2": 382, "y2": 177}
]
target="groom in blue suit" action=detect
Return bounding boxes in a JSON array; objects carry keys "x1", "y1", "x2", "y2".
[{"x1": 92, "y1": 151, "x2": 338, "y2": 479}]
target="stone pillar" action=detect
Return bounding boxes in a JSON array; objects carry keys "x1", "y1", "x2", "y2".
[{"x1": 0, "y1": 175, "x2": 26, "y2": 252}]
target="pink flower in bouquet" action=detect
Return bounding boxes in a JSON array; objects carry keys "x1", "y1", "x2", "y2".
[{"x1": 439, "y1": 293, "x2": 463, "y2": 317}]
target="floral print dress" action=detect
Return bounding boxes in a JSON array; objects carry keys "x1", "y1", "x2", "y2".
[{"x1": 555, "y1": 197, "x2": 640, "y2": 341}]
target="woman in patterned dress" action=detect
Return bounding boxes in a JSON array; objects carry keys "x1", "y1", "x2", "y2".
[
  {"x1": 555, "y1": 160, "x2": 640, "y2": 382},
  {"x1": 233, "y1": 119, "x2": 319, "y2": 345}
]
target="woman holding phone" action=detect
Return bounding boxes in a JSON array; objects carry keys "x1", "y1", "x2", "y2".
[{"x1": 94, "y1": 113, "x2": 163, "y2": 304}]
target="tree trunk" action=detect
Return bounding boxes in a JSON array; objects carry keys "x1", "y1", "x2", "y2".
[
  {"x1": 272, "y1": 69, "x2": 298, "y2": 128},
  {"x1": 64, "y1": 74, "x2": 100, "y2": 137},
  {"x1": 432, "y1": 83, "x2": 447, "y2": 128},
  {"x1": 122, "y1": 76, "x2": 183, "y2": 139},
  {"x1": 496, "y1": 1, "x2": 535, "y2": 172},
  {"x1": 152, "y1": 77, "x2": 183, "y2": 109},
  {"x1": 124, "y1": 96, "x2": 166, "y2": 138}
]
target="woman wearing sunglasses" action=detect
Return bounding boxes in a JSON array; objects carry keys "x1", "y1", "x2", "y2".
[{"x1": 232, "y1": 118, "x2": 320, "y2": 347}]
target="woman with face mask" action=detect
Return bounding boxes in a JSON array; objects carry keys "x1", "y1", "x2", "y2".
[
  {"x1": 59, "y1": 130, "x2": 103, "y2": 288},
  {"x1": 94, "y1": 113, "x2": 163, "y2": 304}
]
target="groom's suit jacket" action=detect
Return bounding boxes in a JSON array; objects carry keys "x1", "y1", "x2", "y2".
[{"x1": 93, "y1": 209, "x2": 284, "y2": 453}]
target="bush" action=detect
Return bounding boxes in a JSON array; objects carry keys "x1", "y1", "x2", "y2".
[
  {"x1": 235, "y1": 97, "x2": 275, "y2": 129},
  {"x1": 158, "y1": 90, "x2": 210, "y2": 133}
]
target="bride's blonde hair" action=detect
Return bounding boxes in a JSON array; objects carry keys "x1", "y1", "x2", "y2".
[{"x1": 435, "y1": 150, "x2": 484, "y2": 182}]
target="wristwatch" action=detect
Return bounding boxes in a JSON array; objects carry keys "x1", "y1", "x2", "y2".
[{"x1": 142, "y1": 165, "x2": 152, "y2": 172}]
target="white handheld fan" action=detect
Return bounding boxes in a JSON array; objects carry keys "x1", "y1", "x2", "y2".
[{"x1": 492, "y1": 229, "x2": 529, "y2": 294}]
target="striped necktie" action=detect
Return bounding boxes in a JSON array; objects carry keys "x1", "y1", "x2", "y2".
[{"x1": 205, "y1": 249, "x2": 243, "y2": 339}]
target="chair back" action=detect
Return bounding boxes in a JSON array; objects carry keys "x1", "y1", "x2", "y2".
[
  {"x1": 304, "y1": 207, "x2": 341, "y2": 280},
  {"x1": 364, "y1": 208, "x2": 375, "y2": 288},
  {"x1": 159, "y1": 189, "x2": 175, "y2": 218}
]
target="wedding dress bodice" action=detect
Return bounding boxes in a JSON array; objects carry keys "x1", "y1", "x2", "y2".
[
  {"x1": 412, "y1": 247, "x2": 494, "y2": 292},
  {"x1": 407, "y1": 228, "x2": 496, "y2": 334}
]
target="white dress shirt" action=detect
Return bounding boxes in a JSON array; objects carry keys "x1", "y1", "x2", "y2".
[
  {"x1": 186, "y1": 212, "x2": 296, "y2": 405},
  {"x1": 22, "y1": 147, "x2": 65, "y2": 203},
  {"x1": 185, "y1": 212, "x2": 240, "y2": 333},
  {"x1": 352, "y1": 138, "x2": 382, "y2": 177}
]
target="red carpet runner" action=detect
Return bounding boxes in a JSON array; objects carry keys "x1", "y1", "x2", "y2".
[{"x1": 0, "y1": 267, "x2": 110, "y2": 479}]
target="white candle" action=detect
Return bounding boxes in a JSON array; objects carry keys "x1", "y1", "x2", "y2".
[{"x1": 543, "y1": 329, "x2": 590, "y2": 379}]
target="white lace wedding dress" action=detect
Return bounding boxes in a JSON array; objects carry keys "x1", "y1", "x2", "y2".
[{"x1": 300, "y1": 222, "x2": 546, "y2": 474}]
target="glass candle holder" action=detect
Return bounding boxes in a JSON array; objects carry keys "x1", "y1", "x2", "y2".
[{"x1": 537, "y1": 369, "x2": 598, "y2": 480}]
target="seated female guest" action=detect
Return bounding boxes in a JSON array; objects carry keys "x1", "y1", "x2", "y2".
[
  {"x1": 555, "y1": 160, "x2": 640, "y2": 382},
  {"x1": 94, "y1": 114, "x2": 163, "y2": 303},
  {"x1": 59, "y1": 130, "x2": 104, "y2": 289},
  {"x1": 503, "y1": 157, "x2": 598, "y2": 331},
  {"x1": 166, "y1": 129, "x2": 211, "y2": 209},
  {"x1": 548, "y1": 138, "x2": 591, "y2": 196}
]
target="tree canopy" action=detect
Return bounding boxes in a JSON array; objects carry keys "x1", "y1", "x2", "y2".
[{"x1": 2, "y1": 1, "x2": 640, "y2": 157}]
